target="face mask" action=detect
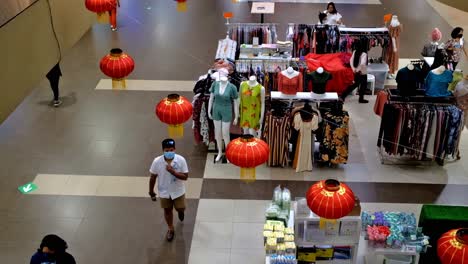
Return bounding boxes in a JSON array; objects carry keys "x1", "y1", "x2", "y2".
[{"x1": 164, "y1": 151, "x2": 175, "y2": 160}]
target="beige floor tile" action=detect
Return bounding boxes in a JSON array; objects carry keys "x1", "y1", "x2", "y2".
[
  {"x1": 95, "y1": 176, "x2": 132, "y2": 197},
  {"x1": 61, "y1": 175, "x2": 102, "y2": 196},
  {"x1": 95, "y1": 79, "x2": 196, "y2": 92},
  {"x1": 185, "y1": 178, "x2": 203, "y2": 199},
  {"x1": 188, "y1": 247, "x2": 230, "y2": 264},
  {"x1": 32, "y1": 174, "x2": 70, "y2": 195},
  {"x1": 196, "y1": 199, "x2": 235, "y2": 222},
  {"x1": 191, "y1": 221, "x2": 233, "y2": 249}
]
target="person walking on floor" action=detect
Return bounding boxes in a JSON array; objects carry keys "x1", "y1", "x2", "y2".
[
  {"x1": 46, "y1": 63, "x2": 62, "y2": 107},
  {"x1": 340, "y1": 40, "x2": 369, "y2": 103},
  {"x1": 30, "y1": 234, "x2": 76, "y2": 264},
  {"x1": 149, "y1": 138, "x2": 189, "y2": 242}
]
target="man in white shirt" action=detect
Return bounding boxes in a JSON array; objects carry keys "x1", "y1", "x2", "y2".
[{"x1": 149, "y1": 138, "x2": 189, "y2": 242}]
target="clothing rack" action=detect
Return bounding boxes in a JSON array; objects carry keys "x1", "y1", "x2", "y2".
[
  {"x1": 377, "y1": 97, "x2": 463, "y2": 166},
  {"x1": 227, "y1": 23, "x2": 278, "y2": 27}
]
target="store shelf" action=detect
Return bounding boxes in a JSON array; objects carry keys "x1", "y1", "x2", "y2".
[{"x1": 271, "y1": 91, "x2": 339, "y2": 102}]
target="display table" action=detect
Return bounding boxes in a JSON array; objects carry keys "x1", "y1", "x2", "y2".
[
  {"x1": 367, "y1": 63, "x2": 389, "y2": 90},
  {"x1": 271, "y1": 91, "x2": 338, "y2": 102},
  {"x1": 294, "y1": 201, "x2": 361, "y2": 264},
  {"x1": 364, "y1": 244, "x2": 420, "y2": 264},
  {"x1": 418, "y1": 205, "x2": 468, "y2": 264}
]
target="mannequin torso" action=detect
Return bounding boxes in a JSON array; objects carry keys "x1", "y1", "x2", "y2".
[
  {"x1": 279, "y1": 67, "x2": 303, "y2": 94},
  {"x1": 281, "y1": 67, "x2": 300, "y2": 79}
]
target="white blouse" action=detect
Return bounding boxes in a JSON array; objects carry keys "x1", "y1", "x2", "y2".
[{"x1": 324, "y1": 11, "x2": 342, "y2": 25}]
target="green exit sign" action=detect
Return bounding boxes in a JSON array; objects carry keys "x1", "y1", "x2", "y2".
[{"x1": 18, "y1": 183, "x2": 38, "y2": 194}]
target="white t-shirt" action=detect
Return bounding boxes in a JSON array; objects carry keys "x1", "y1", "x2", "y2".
[
  {"x1": 149, "y1": 154, "x2": 189, "y2": 199},
  {"x1": 324, "y1": 11, "x2": 342, "y2": 25}
]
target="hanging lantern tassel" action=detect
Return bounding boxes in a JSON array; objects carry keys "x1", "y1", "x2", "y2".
[
  {"x1": 240, "y1": 167, "x2": 256, "y2": 183},
  {"x1": 96, "y1": 12, "x2": 110, "y2": 23},
  {"x1": 168, "y1": 124, "x2": 184, "y2": 139},
  {"x1": 111, "y1": 78, "x2": 126, "y2": 89},
  {"x1": 177, "y1": 2, "x2": 187, "y2": 12}
]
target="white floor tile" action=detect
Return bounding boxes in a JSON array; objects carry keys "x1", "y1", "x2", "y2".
[
  {"x1": 233, "y1": 200, "x2": 270, "y2": 223},
  {"x1": 188, "y1": 247, "x2": 230, "y2": 264},
  {"x1": 196, "y1": 199, "x2": 234, "y2": 222},
  {"x1": 231, "y1": 223, "x2": 265, "y2": 249},
  {"x1": 191, "y1": 221, "x2": 233, "y2": 249},
  {"x1": 230, "y1": 248, "x2": 265, "y2": 264},
  {"x1": 29, "y1": 174, "x2": 202, "y2": 198},
  {"x1": 32, "y1": 174, "x2": 69, "y2": 195}
]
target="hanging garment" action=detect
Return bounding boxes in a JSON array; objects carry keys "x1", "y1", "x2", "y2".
[
  {"x1": 216, "y1": 38, "x2": 237, "y2": 61},
  {"x1": 192, "y1": 95, "x2": 215, "y2": 145},
  {"x1": 448, "y1": 71, "x2": 464, "y2": 92},
  {"x1": 385, "y1": 25, "x2": 402, "y2": 74},
  {"x1": 239, "y1": 82, "x2": 263, "y2": 130},
  {"x1": 319, "y1": 110, "x2": 349, "y2": 164},
  {"x1": 374, "y1": 90, "x2": 389, "y2": 117},
  {"x1": 293, "y1": 112, "x2": 318, "y2": 172},
  {"x1": 262, "y1": 112, "x2": 291, "y2": 167},
  {"x1": 454, "y1": 79, "x2": 468, "y2": 129},
  {"x1": 396, "y1": 66, "x2": 422, "y2": 96},
  {"x1": 425, "y1": 70, "x2": 453, "y2": 97}
]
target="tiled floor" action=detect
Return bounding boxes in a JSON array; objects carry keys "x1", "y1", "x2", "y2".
[{"x1": 1, "y1": 0, "x2": 468, "y2": 263}]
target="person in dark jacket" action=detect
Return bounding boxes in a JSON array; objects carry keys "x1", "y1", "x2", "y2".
[
  {"x1": 45, "y1": 63, "x2": 62, "y2": 107},
  {"x1": 30, "y1": 234, "x2": 76, "y2": 264}
]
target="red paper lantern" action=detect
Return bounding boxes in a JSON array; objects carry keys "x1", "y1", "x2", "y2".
[
  {"x1": 100, "y1": 48, "x2": 135, "y2": 89},
  {"x1": 226, "y1": 135, "x2": 269, "y2": 182},
  {"x1": 155, "y1": 94, "x2": 193, "y2": 138},
  {"x1": 85, "y1": 0, "x2": 116, "y2": 23},
  {"x1": 438, "y1": 228, "x2": 468, "y2": 264},
  {"x1": 306, "y1": 179, "x2": 355, "y2": 219}
]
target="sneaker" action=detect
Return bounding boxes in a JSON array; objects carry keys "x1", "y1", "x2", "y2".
[
  {"x1": 358, "y1": 99, "x2": 369, "y2": 104},
  {"x1": 178, "y1": 211, "x2": 185, "y2": 222},
  {"x1": 53, "y1": 100, "x2": 62, "y2": 107},
  {"x1": 111, "y1": 27, "x2": 117, "y2": 32},
  {"x1": 166, "y1": 230, "x2": 175, "y2": 242}
]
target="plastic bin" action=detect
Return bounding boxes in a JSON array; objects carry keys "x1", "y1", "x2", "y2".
[
  {"x1": 368, "y1": 63, "x2": 389, "y2": 90},
  {"x1": 383, "y1": 254, "x2": 412, "y2": 264}
]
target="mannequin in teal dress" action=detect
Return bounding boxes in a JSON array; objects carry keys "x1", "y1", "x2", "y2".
[{"x1": 208, "y1": 76, "x2": 239, "y2": 162}]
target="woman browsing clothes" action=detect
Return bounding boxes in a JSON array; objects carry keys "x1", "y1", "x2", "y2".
[
  {"x1": 323, "y1": 2, "x2": 343, "y2": 25},
  {"x1": 340, "y1": 40, "x2": 369, "y2": 103}
]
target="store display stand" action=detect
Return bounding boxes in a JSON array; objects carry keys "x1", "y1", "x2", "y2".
[
  {"x1": 364, "y1": 245, "x2": 420, "y2": 264},
  {"x1": 265, "y1": 210, "x2": 295, "y2": 264},
  {"x1": 293, "y1": 202, "x2": 361, "y2": 264},
  {"x1": 270, "y1": 91, "x2": 339, "y2": 104}
]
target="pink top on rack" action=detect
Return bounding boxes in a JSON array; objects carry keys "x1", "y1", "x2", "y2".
[{"x1": 278, "y1": 72, "x2": 303, "y2": 95}]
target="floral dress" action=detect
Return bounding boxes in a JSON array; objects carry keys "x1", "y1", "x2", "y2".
[
  {"x1": 239, "y1": 82, "x2": 262, "y2": 130},
  {"x1": 319, "y1": 110, "x2": 349, "y2": 164}
]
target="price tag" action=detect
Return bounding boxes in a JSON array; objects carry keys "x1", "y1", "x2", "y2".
[
  {"x1": 253, "y1": 37, "x2": 259, "y2": 47},
  {"x1": 251, "y1": 2, "x2": 275, "y2": 14}
]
